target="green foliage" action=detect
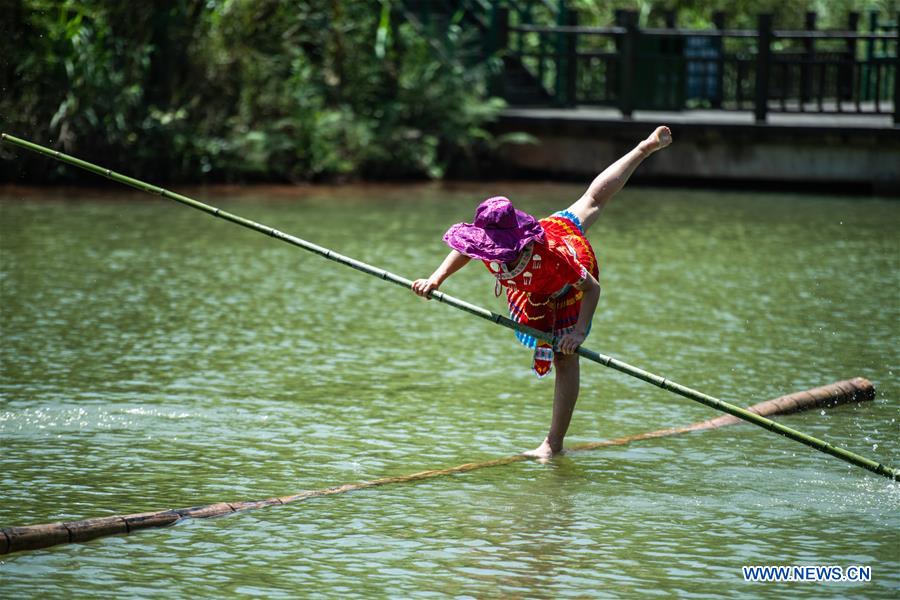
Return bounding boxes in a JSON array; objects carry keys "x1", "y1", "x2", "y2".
[
  {"x1": 2, "y1": 0, "x2": 893, "y2": 183},
  {"x1": 1, "y1": 0, "x2": 508, "y2": 183},
  {"x1": 571, "y1": 0, "x2": 894, "y2": 29}
]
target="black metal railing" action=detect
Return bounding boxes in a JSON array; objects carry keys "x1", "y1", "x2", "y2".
[{"x1": 490, "y1": 6, "x2": 899, "y2": 124}]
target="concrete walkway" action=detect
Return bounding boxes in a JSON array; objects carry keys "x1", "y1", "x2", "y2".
[
  {"x1": 501, "y1": 106, "x2": 898, "y2": 132},
  {"x1": 493, "y1": 106, "x2": 900, "y2": 194}
]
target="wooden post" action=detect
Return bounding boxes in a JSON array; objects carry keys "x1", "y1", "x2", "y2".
[
  {"x1": 619, "y1": 10, "x2": 639, "y2": 118},
  {"x1": 713, "y1": 11, "x2": 726, "y2": 109},
  {"x1": 755, "y1": 13, "x2": 773, "y2": 123},
  {"x1": 564, "y1": 9, "x2": 578, "y2": 107},
  {"x1": 801, "y1": 11, "x2": 817, "y2": 108}
]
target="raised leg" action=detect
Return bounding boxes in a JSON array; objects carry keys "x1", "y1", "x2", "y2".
[
  {"x1": 566, "y1": 125, "x2": 672, "y2": 233},
  {"x1": 523, "y1": 352, "x2": 580, "y2": 459}
]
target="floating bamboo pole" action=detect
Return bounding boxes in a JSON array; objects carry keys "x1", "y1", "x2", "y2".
[
  {"x1": 1, "y1": 132, "x2": 896, "y2": 484},
  {"x1": 0, "y1": 378, "x2": 876, "y2": 555}
]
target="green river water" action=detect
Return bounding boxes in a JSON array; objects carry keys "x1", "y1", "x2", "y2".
[{"x1": 0, "y1": 183, "x2": 897, "y2": 598}]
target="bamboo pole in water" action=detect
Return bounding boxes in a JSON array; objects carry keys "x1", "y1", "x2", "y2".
[
  {"x1": 1, "y1": 132, "x2": 896, "y2": 485},
  {"x1": 0, "y1": 379, "x2": 877, "y2": 555}
]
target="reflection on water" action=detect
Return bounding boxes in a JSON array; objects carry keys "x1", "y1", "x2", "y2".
[{"x1": 1, "y1": 184, "x2": 898, "y2": 597}]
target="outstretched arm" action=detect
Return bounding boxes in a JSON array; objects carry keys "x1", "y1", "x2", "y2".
[
  {"x1": 566, "y1": 126, "x2": 672, "y2": 232},
  {"x1": 411, "y1": 250, "x2": 471, "y2": 299}
]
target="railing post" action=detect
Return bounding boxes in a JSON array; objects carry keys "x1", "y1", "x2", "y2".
[
  {"x1": 841, "y1": 11, "x2": 860, "y2": 108},
  {"x1": 846, "y1": 11, "x2": 860, "y2": 56},
  {"x1": 520, "y1": 0, "x2": 532, "y2": 55},
  {"x1": 497, "y1": 5, "x2": 509, "y2": 53},
  {"x1": 664, "y1": 9, "x2": 676, "y2": 109},
  {"x1": 619, "y1": 10, "x2": 639, "y2": 118},
  {"x1": 664, "y1": 9, "x2": 676, "y2": 29},
  {"x1": 754, "y1": 13, "x2": 773, "y2": 123},
  {"x1": 565, "y1": 9, "x2": 578, "y2": 107},
  {"x1": 713, "y1": 11, "x2": 726, "y2": 109},
  {"x1": 553, "y1": 0, "x2": 567, "y2": 106},
  {"x1": 801, "y1": 11, "x2": 816, "y2": 108},
  {"x1": 486, "y1": 0, "x2": 497, "y2": 57},
  {"x1": 863, "y1": 11, "x2": 878, "y2": 101},
  {"x1": 712, "y1": 10, "x2": 725, "y2": 28},
  {"x1": 894, "y1": 11, "x2": 899, "y2": 125},
  {"x1": 487, "y1": 4, "x2": 509, "y2": 97}
]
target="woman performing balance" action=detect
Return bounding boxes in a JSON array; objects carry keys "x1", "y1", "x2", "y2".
[{"x1": 413, "y1": 126, "x2": 673, "y2": 459}]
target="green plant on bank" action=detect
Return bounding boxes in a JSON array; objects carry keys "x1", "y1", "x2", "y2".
[
  {"x1": 0, "y1": 0, "x2": 511, "y2": 183},
  {"x1": 4, "y1": 0, "x2": 892, "y2": 183},
  {"x1": 571, "y1": 0, "x2": 895, "y2": 28}
]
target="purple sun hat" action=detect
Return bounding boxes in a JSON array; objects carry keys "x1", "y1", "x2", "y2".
[{"x1": 442, "y1": 196, "x2": 545, "y2": 262}]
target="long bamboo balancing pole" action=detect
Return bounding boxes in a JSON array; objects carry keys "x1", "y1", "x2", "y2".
[
  {"x1": 0, "y1": 379, "x2": 878, "y2": 555},
  {"x1": 1, "y1": 133, "x2": 896, "y2": 482}
]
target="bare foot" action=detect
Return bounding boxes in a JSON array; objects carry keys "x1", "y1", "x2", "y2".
[
  {"x1": 521, "y1": 437, "x2": 563, "y2": 461},
  {"x1": 640, "y1": 125, "x2": 672, "y2": 154}
]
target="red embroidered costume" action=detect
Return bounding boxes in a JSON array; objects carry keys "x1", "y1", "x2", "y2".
[{"x1": 483, "y1": 210, "x2": 598, "y2": 377}]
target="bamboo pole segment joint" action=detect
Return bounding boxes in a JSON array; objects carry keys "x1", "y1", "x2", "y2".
[{"x1": 66, "y1": 516, "x2": 128, "y2": 543}]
